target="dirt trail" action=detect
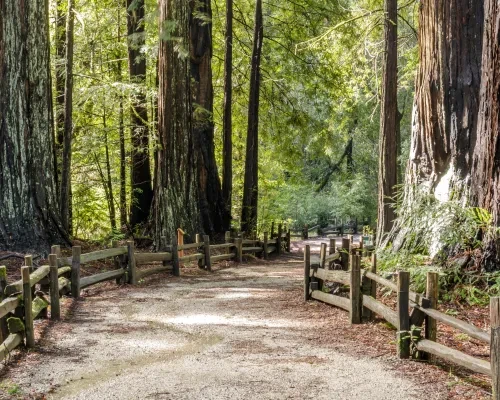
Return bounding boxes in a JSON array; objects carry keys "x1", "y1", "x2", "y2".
[{"x1": 1, "y1": 254, "x2": 449, "y2": 400}]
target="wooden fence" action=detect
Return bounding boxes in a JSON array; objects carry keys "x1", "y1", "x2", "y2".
[
  {"x1": 0, "y1": 225, "x2": 291, "y2": 362},
  {"x1": 304, "y1": 240, "x2": 500, "y2": 398}
]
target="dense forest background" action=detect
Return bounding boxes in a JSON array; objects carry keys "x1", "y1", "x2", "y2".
[{"x1": 45, "y1": 0, "x2": 417, "y2": 240}]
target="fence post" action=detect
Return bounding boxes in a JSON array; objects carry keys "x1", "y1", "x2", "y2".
[
  {"x1": 425, "y1": 271, "x2": 439, "y2": 362},
  {"x1": 48, "y1": 254, "x2": 60, "y2": 320},
  {"x1": 172, "y1": 235, "x2": 181, "y2": 276},
  {"x1": 340, "y1": 238, "x2": 350, "y2": 270},
  {"x1": 126, "y1": 241, "x2": 137, "y2": 284},
  {"x1": 350, "y1": 255, "x2": 362, "y2": 324},
  {"x1": 51, "y1": 245, "x2": 62, "y2": 260},
  {"x1": 235, "y1": 238, "x2": 243, "y2": 263},
  {"x1": 177, "y1": 228, "x2": 185, "y2": 258},
  {"x1": 304, "y1": 245, "x2": 311, "y2": 301},
  {"x1": 397, "y1": 271, "x2": 410, "y2": 359},
  {"x1": 0, "y1": 266, "x2": 8, "y2": 341},
  {"x1": 277, "y1": 224, "x2": 283, "y2": 255},
  {"x1": 196, "y1": 234, "x2": 205, "y2": 269},
  {"x1": 490, "y1": 297, "x2": 500, "y2": 400},
  {"x1": 328, "y1": 239, "x2": 336, "y2": 269},
  {"x1": 22, "y1": 266, "x2": 34, "y2": 348},
  {"x1": 71, "y1": 246, "x2": 82, "y2": 297},
  {"x1": 203, "y1": 235, "x2": 212, "y2": 272},
  {"x1": 263, "y1": 232, "x2": 269, "y2": 260},
  {"x1": 225, "y1": 231, "x2": 231, "y2": 254},
  {"x1": 319, "y1": 243, "x2": 327, "y2": 269}
]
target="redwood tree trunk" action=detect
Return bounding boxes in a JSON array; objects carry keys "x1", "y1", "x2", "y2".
[
  {"x1": 190, "y1": 0, "x2": 229, "y2": 236},
  {"x1": 60, "y1": 0, "x2": 75, "y2": 233},
  {"x1": 384, "y1": 0, "x2": 484, "y2": 253},
  {"x1": 54, "y1": 0, "x2": 66, "y2": 186},
  {"x1": 471, "y1": 0, "x2": 500, "y2": 270},
  {"x1": 154, "y1": 0, "x2": 200, "y2": 243},
  {"x1": 241, "y1": 0, "x2": 263, "y2": 235},
  {"x1": 127, "y1": 0, "x2": 153, "y2": 229},
  {"x1": 376, "y1": 0, "x2": 398, "y2": 245},
  {"x1": 222, "y1": 0, "x2": 233, "y2": 229},
  {"x1": 0, "y1": 0, "x2": 69, "y2": 250}
]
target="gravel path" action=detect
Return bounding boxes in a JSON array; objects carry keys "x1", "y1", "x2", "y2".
[{"x1": 1, "y1": 255, "x2": 447, "y2": 400}]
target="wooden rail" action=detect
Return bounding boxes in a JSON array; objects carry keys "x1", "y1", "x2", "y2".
[{"x1": 304, "y1": 242, "x2": 500, "y2": 397}]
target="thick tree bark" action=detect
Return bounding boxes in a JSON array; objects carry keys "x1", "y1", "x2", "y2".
[
  {"x1": 384, "y1": 0, "x2": 484, "y2": 254},
  {"x1": 376, "y1": 0, "x2": 398, "y2": 245},
  {"x1": 154, "y1": 0, "x2": 201, "y2": 243},
  {"x1": 222, "y1": 0, "x2": 233, "y2": 229},
  {"x1": 127, "y1": 0, "x2": 153, "y2": 229},
  {"x1": 60, "y1": 0, "x2": 75, "y2": 233},
  {"x1": 117, "y1": 6, "x2": 127, "y2": 229},
  {"x1": 471, "y1": 0, "x2": 500, "y2": 270},
  {"x1": 190, "y1": 0, "x2": 230, "y2": 236},
  {"x1": 54, "y1": 0, "x2": 66, "y2": 187},
  {"x1": 241, "y1": 0, "x2": 263, "y2": 235},
  {"x1": 0, "y1": 0, "x2": 69, "y2": 251}
]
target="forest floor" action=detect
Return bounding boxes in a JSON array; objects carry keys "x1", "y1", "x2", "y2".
[{"x1": 0, "y1": 239, "x2": 492, "y2": 399}]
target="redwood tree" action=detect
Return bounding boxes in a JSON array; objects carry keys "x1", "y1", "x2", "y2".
[
  {"x1": 384, "y1": 1, "x2": 484, "y2": 253},
  {"x1": 376, "y1": 0, "x2": 398, "y2": 245},
  {"x1": 241, "y1": 0, "x2": 263, "y2": 235},
  {"x1": 190, "y1": 0, "x2": 229, "y2": 236},
  {"x1": 154, "y1": 0, "x2": 200, "y2": 243},
  {"x1": 127, "y1": 0, "x2": 153, "y2": 229},
  {"x1": 222, "y1": 0, "x2": 233, "y2": 229},
  {"x1": 0, "y1": 0, "x2": 68, "y2": 250}
]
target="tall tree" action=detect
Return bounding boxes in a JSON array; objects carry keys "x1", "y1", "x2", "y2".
[
  {"x1": 60, "y1": 0, "x2": 75, "y2": 233},
  {"x1": 376, "y1": 0, "x2": 398, "y2": 245},
  {"x1": 127, "y1": 0, "x2": 153, "y2": 229},
  {"x1": 241, "y1": 0, "x2": 263, "y2": 235},
  {"x1": 0, "y1": 0, "x2": 68, "y2": 250},
  {"x1": 471, "y1": 0, "x2": 500, "y2": 270},
  {"x1": 222, "y1": 0, "x2": 233, "y2": 229},
  {"x1": 54, "y1": 0, "x2": 66, "y2": 187},
  {"x1": 190, "y1": 0, "x2": 229, "y2": 235},
  {"x1": 384, "y1": 1, "x2": 484, "y2": 253},
  {"x1": 154, "y1": 0, "x2": 200, "y2": 243}
]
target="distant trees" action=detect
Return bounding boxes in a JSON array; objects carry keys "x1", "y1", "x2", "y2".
[
  {"x1": 0, "y1": 0, "x2": 68, "y2": 250},
  {"x1": 241, "y1": 0, "x2": 264, "y2": 235}
]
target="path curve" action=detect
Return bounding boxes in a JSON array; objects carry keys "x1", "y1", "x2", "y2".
[{"x1": 3, "y1": 256, "x2": 445, "y2": 400}]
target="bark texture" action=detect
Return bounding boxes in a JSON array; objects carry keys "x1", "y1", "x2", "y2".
[
  {"x1": 0, "y1": 0, "x2": 69, "y2": 250},
  {"x1": 127, "y1": 0, "x2": 153, "y2": 229},
  {"x1": 190, "y1": 0, "x2": 229, "y2": 236},
  {"x1": 222, "y1": 0, "x2": 233, "y2": 229},
  {"x1": 376, "y1": 0, "x2": 398, "y2": 245},
  {"x1": 154, "y1": 0, "x2": 201, "y2": 243},
  {"x1": 471, "y1": 0, "x2": 500, "y2": 270},
  {"x1": 384, "y1": 0, "x2": 484, "y2": 252},
  {"x1": 241, "y1": 0, "x2": 263, "y2": 235}
]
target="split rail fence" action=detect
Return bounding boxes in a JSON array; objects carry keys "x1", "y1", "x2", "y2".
[
  {"x1": 304, "y1": 239, "x2": 500, "y2": 399},
  {"x1": 0, "y1": 224, "x2": 291, "y2": 362}
]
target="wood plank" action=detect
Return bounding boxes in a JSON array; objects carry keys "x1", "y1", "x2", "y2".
[
  {"x1": 58, "y1": 266, "x2": 71, "y2": 276},
  {"x1": 416, "y1": 339, "x2": 491, "y2": 376},
  {"x1": 266, "y1": 246, "x2": 276, "y2": 254},
  {"x1": 80, "y1": 269, "x2": 124, "y2": 289},
  {"x1": 414, "y1": 305, "x2": 490, "y2": 343},
  {"x1": 211, "y1": 254, "x2": 234, "y2": 263},
  {"x1": 135, "y1": 252, "x2": 172, "y2": 264},
  {"x1": 242, "y1": 247, "x2": 263, "y2": 253},
  {"x1": 80, "y1": 247, "x2": 128, "y2": 263},
  {"x1": 210, "y1": 243, "x2": 235, "y2": 250},
  {"x1": 362, "y1": 295, "x2": 399, "y2": 327},
  {"x1": 310, "y1": 268, "x2": 350, "y2": 286},
  {"x1": 32, "y1": 296, "x2": 49, "y2": 320},
  {"x1": 136, "y1": 265, "x2": 173, "y2": 280},
  {"x1": 324, "y1": 252, "x2": 340, "y2": 263},
  {"x1": 4, "y1": 266, "x2": 51, "y2": 296},
  {"x1": 267, "y1": 239, "x2": 277, "y2": 245},
  {"x1": 58, "y1": 277, "x2": 71, "y2": 296},
  {"x1": 0, "y1": 333, "x2": 23, "y2": 361},
  {"x1": 179, "y1": 253, "x2": 204, "y2": 262},
  {"x1": 242, "y1": 239, "x2": 259, "y2": 245},
  {"x1": 0, "y1": 297, "x2": 20, "y2": 319},
  {"x1": 311, "y1": 290, "x2": 350, "y2": 311}
]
